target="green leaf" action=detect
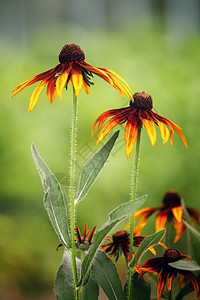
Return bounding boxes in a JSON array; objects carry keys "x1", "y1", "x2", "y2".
[
  {"x1": 124, "y1": 272, "x2": 151, "y2": 300},
  {"x1": 81, "y1": 275, "x2": 99, "y2": 300},
  {"x1": 75, "y1": 131, "x2": 119, "y2": 203},
  {"x1": 129, "y1": 229, "x2": 165, "y2": 269},
  {"x1": 176, "y1": 273, "x2": 200, "y2": 300},
  {"x1": 79, "y1": 195, "x2": 147, "y2": 286},
  {"x1": 31, "y1": 143, "x2": 70, "y2": 248},
  {"x1": 91, "y1": 251, "x2": 123, "y2": 300},
  {"x1": 169, "y1": 259, "x2": 200, "y2": 271},
  {"x1": 54, "y1": 250, "x2": 76, "y2": 299},
  {"x1": 182, "y1": 220, "x2": 200, "y2": 241}
]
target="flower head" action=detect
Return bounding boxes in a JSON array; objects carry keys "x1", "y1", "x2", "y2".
[
  {"x1": 12, "y1": 43, "x2": 132, "y2": 111},
  {"x1": 56, "y1": 223, "x2": 96, "y2": 252},
  {"x1": 75, "y1": 223, "x2": 96, "y2": 251},
  {"x1": 101, "y1": 229, "x2": 166, "y2": 261},
  {"x1": 136, "y1": 249, "x2": 199, "y2": 300},
  {"x1": 134, "y1": 190, "x2": 200, "y2": 243},
  {"x1": 92, "y1": 91, "x2": 188, "y2": 158}
]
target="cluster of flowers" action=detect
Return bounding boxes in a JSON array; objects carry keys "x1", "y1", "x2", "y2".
[{"x1": 12, "y1": 44, "x2": 199, "y2": 300}]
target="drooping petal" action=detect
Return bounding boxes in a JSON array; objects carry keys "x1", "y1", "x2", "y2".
[
  {"x1": 156, "y1": 120, "x2": 170, "y2": 144},
  {"x1": 78, "y1": 61, "x2": 113, "y2": 85},
  {"x1": 169, "y1": 121, "x2": 188, "y2": 148},
  {"x1": 56, "y1": 63, "x2": 71, "y2": 99},
  {"x1": 96, "y1": 116, "x2": 125, "y2": 144},
  {"x1": 148, "y1": 111, "x2": 170, "y2": 145},
  {"x1": 139, "y1": 111, "x2": 156, "y2": 146},
  {"x1": 70, "y1": 62, "x2": 84, "y2": 96},
  {"x1": 173, "y1": 219, "x2": 186, "y2": 243},
  {"x1": 134, "y1": 207, "x2": 159, "y2": 235},
  {"x1": 12, "y1": 65, "x2": 61, "y2": 97},
  {"x1": 153, "y1": 113, "x2": 188, "y2": 148},
  {"x1": 155, "y1": 210, "x2": 169, "y2": 232},
  {"x1": 178, "y1": 271, "x2": 199, "y2": 300},
  {"x1": 124, "y1": 111, "x2": 139, "y2": 158},
  {"x1": 108, "y1": 74, "x2": 133, "y2": 99},
  {"x1": 171, "y1": 206, "x2": 183, "y2": 223},
  {"x1": 100, "y1": 67, "x2": 131, "y2": 90},
  {"x1": 28, "y1": 80, "x2": 48, "y2": 112},
  {"x1": 82, "y1": 80, "x2": 91, "y2": 94},
  {"x1": 122, "y1": 245, "x2": 130, "y2": 260},
  {"x1": 134, "y1": 207, "x2": 158, "y2": 220},
  {"x1": 140, "y1": 257, "x2": 165, "y2": 273},
  {"x1": 78, "y1": 61, "x2": 132, "y2": 100},
  {"x1": 167, "y1": 273, "x2": 175, "y2": 291},
  {"x1": 95, "y1": 110, "x2": 130, "y2": 145},
  {"x1": 91, "y1": 107, "x2": 130, "y2": 138},
  {"x1": 46, "y1": 79, "x2": 57, "y2": 103},
  {"x1": 157, "y1": 270, "x2": 168, "y2": 300}
]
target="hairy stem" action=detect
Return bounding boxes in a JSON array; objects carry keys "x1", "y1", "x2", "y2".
[
  {"x1": 70, "y1": 90, "x2": 78, "y2": 299},
  {"x1": 127, "y1": 125, "x2": 142, "y2": 300}
]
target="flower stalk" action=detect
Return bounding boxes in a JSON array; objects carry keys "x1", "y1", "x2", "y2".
[
  {"x1": 70, "y1": 89, "x2": 78, "y2": 299},
  {"x1": 127, "y1": 125, "x2": 142, "y2": 300}
]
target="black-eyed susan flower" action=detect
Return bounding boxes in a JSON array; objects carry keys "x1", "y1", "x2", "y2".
[
  {"x1": 136, "y1": 249, "x2": 199, "y2": 300},
  {"x1": 101, "y1": 228, "x2": 166, "y2": 261},
  {"x1": 134, "y1": 190, "x2": 200, "y2": 243},
  {"x1": 12, "y1": 43, "x2": 132, "y2": 111},
  {"x1": 92, "y1": 91, "x2": 188, "y2": 158}
]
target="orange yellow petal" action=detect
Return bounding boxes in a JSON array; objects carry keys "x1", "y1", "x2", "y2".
[
  {"x1": 171, "y1": 206, "x2": 183, "y2": 223},
  {"x1": 28, "y1": 80, "x2": 47, "y2": 112}
]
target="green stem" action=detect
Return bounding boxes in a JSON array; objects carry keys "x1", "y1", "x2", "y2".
[
  {"x1": 127, "y1": 125, "x2": 142, "y2": 300},
  {"x1": 80, "y1": 251, "x2": 85, "y2": 300},
  {"x1": 70, "y1": 90, "x2": 78, "y2": 299}
]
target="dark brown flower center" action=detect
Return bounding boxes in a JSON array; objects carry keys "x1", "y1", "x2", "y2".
[
  {"x1": 59, "y1": 44, "x2": 85, "y2": 63},
  {"x1": 164, "y1": 249, "x2": 181, "y2": 263},
  {"x1": 162, "y1": 190, "x2": 181, "y2": 207},
  {"x1": 130, "y1": 91, "x2": 153, "y2": 111},
  {"x1": 112, "y1": 230, "x2": 129, "y2": 245}
]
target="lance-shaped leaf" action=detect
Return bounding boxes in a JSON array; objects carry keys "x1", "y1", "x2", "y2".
[
  {"x1": 91, "y1": 250, "x2": 123, "y2": 300},
  {"x1": 129, "y1": 230, "x2": 165, "y2": 269},
  {"x1": 31, "y1": 143, "x2": 70, "y2": 248},
  {"x1": 124, "y1": 272, "x2": 151, "y2": 300},
  {"x1": 169, "y1": 259, "x2": 200, "y2": 271},
  {"x1": 75, "y1": 131, "x2": 119, "y2": 203},
  {"x1": 81, "y1": 275, "x2": 99, "y2": 300},
  {"x1": 182, "y1": 220, "x2": 200, "y2": 241},
  {"x1": 79, "y1": 195, "x2": 147, "y2": 286},
  {"x1": 54, "y1": 250, "x2": 76, "y2": 299},
  {"x1": 54, "y1": 250, "x2": 99, "y2": 300}
]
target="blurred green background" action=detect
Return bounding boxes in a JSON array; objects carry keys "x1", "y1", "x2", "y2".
[{"x1": 1, "y1": 0, "x2": 200, "y2": 299}]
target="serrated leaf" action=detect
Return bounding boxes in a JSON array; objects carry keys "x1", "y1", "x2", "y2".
[
  {"x1": 31, "y1": 143, "x2": 70, "y2": 248},
  {"x1": 75, "y1": 131, "x2": 119, "y2": 203},
  {"x1": 79, "y1": 195, "x2": 147, "y2": 286},
  {"x1": 124, "y1": 272, "x2": 151, "y2": 300},
  {"x1": 129, "y1": 230, "x2": 165, "y2": 269},
  {"x1": 91, "y1": 251, "x2": 123, "y2": 300},
  {"x1": 182, "y1": 220, "x2": 200, "y2": 241},
  {"x1": 54, "y1": 250, "x2": 76, "y2": 299},
  {"x1": 169, "y1": 259, "x2": 200, "y2": 271},
  {"x1": 176, "y1": 273, "x2": 200, "y2": 300}
]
